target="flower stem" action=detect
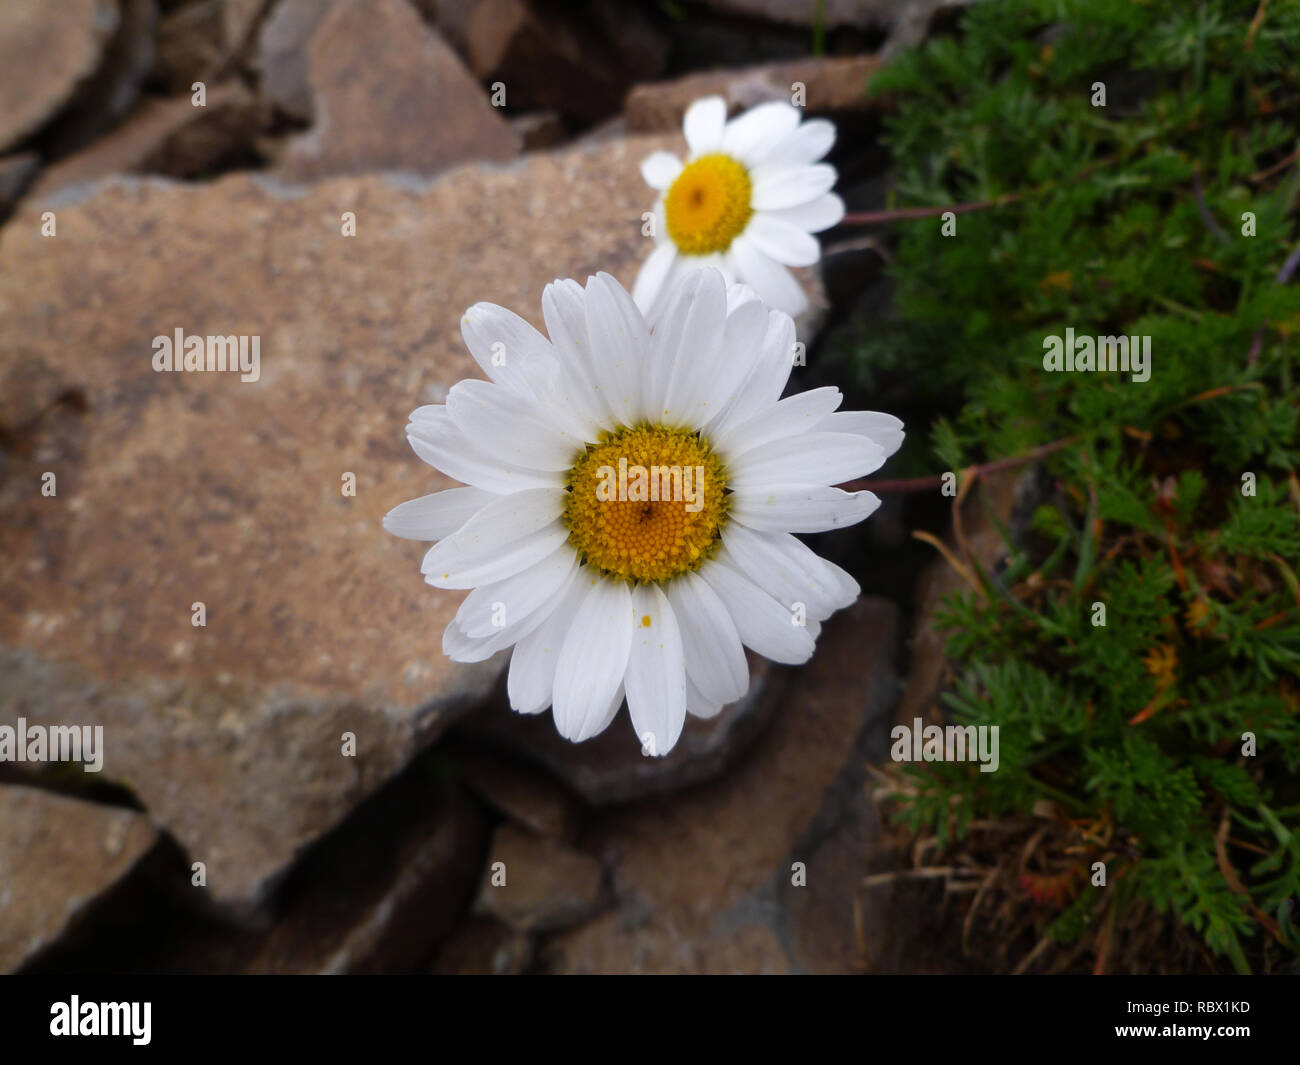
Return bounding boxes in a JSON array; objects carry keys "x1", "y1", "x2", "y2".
[{"x1": 843, "y1": 434, "x2": 1081, "y2": 495}]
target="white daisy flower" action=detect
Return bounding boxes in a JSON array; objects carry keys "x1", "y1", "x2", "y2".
[
  {"x1": 385, "y1": 268, "x2": 901, "y2": 756},
  {"x1": 633, "y1": 95, "x2": 846, "y2": 318}
]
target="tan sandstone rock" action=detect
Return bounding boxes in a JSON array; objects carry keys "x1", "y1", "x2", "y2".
[
  {"x1": 1, "y1": 130, "x2": 707, "y2": 914},
  {"x1": 1, "y1": 125, "x2": 825, "y2": 915}
]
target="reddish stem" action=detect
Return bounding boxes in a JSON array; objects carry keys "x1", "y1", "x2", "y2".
[
  {"x1": 840, "y1": 197, "x2": 1016, "y2": 226},
  {"x1": 843, "y1": 434, "x2": 1080, "y2": 495}
]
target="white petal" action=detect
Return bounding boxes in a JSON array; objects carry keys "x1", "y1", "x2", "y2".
[
  {"x1": 686, "y1": 675, "x2": 724, "y2": 719},
  {"x1": 714, "y1": 385, "x2": 842, "y2": 457},
  {"x1": 767, "y1": 192, "x2": 845, "y2": 233},
  {"x1": 683, "y1": 95, "x2": 727, "y2": 156},
  {"x1": 442, "y1": 621, "x2": 512, "y2": 663},
  {"x1": 382, "y1": 485, "x2": 496, "y2": 541},
  {"x1": 641, "y1": 150, "x2": 683, "y2": 190},
  {"x1": 652, "y1": 268, "x2": 729, "y2": 426},
  {"x1": 552, "y1": 577, "x2": 633, "y2": 743},
  {"x1": 454, "y1": 542, "x2": 578, "y2": 638},
  {"x1": 445, "y1": 379, "x2": 580, "y2": 471},
  {"x1": 729, "y1": 234, "x2": 807, "y2": 316},
  {"x1": 707, "y1": 307, "x2": 796, "y2": 435},
  {"x1": 584, "y1": 272, "x2": 648, "y2": 427},
  {"x1": 460, "y1": 303, "x2": 556, "y2": 400},
  {"x1": 728, "y1": 431, "x2": 885, "y2": 489},
  {"x1": 425, "y1": 522, "x2": 570, "y2": 591},
  {"x1": 769, "y1": 118, "x2": 835, "y2": 166},
  {"x1": 632, "y1": 241, "x2": 678, "y2": 314},
  {"x1": 730, "y1": 483, "x2": 881, "y2": 533},
  {"x1": 758, "y1": 530, "x2": 859, "y2": 611},
  {"x1": 719, "y1": 527, "x2": 851, "y2": 621},
  {"x1": 507, "y1": 573, "x2": 590, "y2": 714},
  {"x1": 541, "y1": 279, "x2": 617, "y2": 431},
  {"x1": 709, "y1": 250, "x2": 736, "y2": 285},
  {"x1": 625, "y1": 584, "x2": 687, "y2": 756},
  {"x1": 683, "y1": 296, "x2": 768, "y2": 436},
  {"x1": 442, "y1": 564, "x2": 576, "y2": 664},
  {"x1": 698, "y1": 559, "x2": 815, "y2": 665},
  {"x1": 587, "y1": 682, "x2": 627, "y2": 741},
  {"x1": 798, "y1": 547, "x2": 860, "y2": 609},
  {"x1": 751, "y1": 163, "x2": 837, "y2": 211},
  {"x1": 728, "y1": 527, "x2": 859, "y2": 611},
  {"x1": 721, "y1": 101, "x2": 801, "y2": 166},
  {"x1": 406, "y1": 406, "x2": 561, "y2": 493},
  {"x1": 420, "y1": 488, "x2": 568, "y2": 588},
  {"x1": 816, "y1": 409, "x2": 905, "y2": 459},
  {"x1": 665, "y1": 572, "x2": 748, "y2": 704},
  {"x1": 744, "y1": 213, "x2": 821, "y2": 267},
  {"x1": 725, "y1": 281, "x2": 761, "y2": 313}
]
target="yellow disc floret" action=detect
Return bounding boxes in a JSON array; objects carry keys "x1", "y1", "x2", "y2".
[
  {"x1": 664, "y1": 153, "x2": 754, "y2": 256},
  {"x1": 564, "y1": 425, "x2": 728, "y2": 583}
]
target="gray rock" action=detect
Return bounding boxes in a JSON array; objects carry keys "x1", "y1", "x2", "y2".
[
  {"x1": 31, "y1": 83, "x2": 263, "y2": 198},
  {"x1": 428, "y1": 0, "x2": 668, "y2": 124},
  {"x1": 430, "y1": 916, "x2": 534, "y2": 974},
  {"x1": 257, "y1": 0, "x2": 336, "y2": 121},
  {"x1": 0, "y1": 785, "x2": 156, "y2": 973},
  {"x1": 460, "y1": 652, "x2": 789, "y2": 805},
  {"x1": 624, "y1": 54, "x2": 887, "y2": 134},
  {"x1": 0, "y1": 153, "x2": 40, "y2": 215},
  {"x1": 0, "y1": 0, "x2": 120, "y2": 153},
  {"x1": 474, "y1": 824, "x2": 604, "y2": 933},
  {"x1": 451, "y1": 742, "x2": 585, "y2": 841},
  {"x1": 274, "y1": 0, "x2": 518, "y2": 182},
  {"x1": 23, "y1": 772, "x2": 489, "y2": 974},
  {"x1": 42, "y1": 0, "x2": 159, "y2": 158},
  {"x1": 696, "y1": 0, "x2": 909, "y2": 29},
  {"x1": 151, "y1": 0, "x2": 265, "y2": 91},
  {"x1": 537, "y1": 597, "x2": 901, "y2": 973}
]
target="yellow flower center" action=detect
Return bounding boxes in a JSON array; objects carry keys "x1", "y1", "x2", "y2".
[
  {"x1": 564, "y1": 424, "x2": 728, "y2": 583},
  {"x1": 664, "y1": 153, "x2": 754, "y2": 256}
]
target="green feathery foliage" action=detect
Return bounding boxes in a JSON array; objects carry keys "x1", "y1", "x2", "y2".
[{"x1": 861, "y1": 0, "x2": 1300, "y2": 971}]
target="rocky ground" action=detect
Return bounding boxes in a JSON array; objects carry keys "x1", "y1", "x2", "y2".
[{"x1": 0, "y1": 0, "x2": 980, "y2": 974}]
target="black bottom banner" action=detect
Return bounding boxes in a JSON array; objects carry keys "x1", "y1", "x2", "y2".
[{"x1": 1, "y1": 974, "x2": 1292, "y2": 1053}]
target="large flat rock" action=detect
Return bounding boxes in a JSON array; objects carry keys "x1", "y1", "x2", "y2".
[{"x1": 0, "y1": 131, "x2": 760, "y2": 915}]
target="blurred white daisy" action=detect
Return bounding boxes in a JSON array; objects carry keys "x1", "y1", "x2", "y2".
[
  {"x1": 633, "y1": 95, "x2": 845, "y2": 317},
  {"x1": 385, "y1": 268, "x2": 900, "y2": 756}
]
